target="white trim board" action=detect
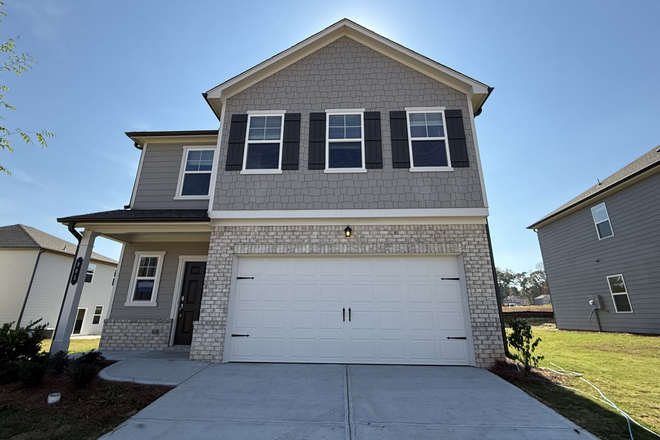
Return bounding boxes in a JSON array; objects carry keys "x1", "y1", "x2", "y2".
[
  {"x1": 209, "y1": 207, "x2": 489, "y2": 220},
  {"x1": 129, "y1": 143, "x2": 148, "y2": 208}
]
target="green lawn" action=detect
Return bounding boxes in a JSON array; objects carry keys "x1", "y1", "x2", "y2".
[
  {"x1": 502, "y1": 324, "x2": 660, "y2": 440},
  {"x1": 41, "y1": 337, "x2": 100, "y2": 354}
]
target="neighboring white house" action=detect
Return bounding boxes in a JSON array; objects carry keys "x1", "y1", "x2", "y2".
[
  {"x1": 534, "y1": 294, "x2": 551, "y2": 305},
  {"x1": 503, "y1": 296, "x2": 531, "y2": 307},
  {"x1": 0, "y1": 224, "x2": 117, "y2": 336}
]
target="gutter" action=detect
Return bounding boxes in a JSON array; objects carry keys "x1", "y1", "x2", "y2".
[
  {"x1": 51, "y1": 223, "x2": 82, "y2": 343},
  {"x1": 16, "y1": 248, "x2": 46, "y2": 328},
  {"x1": 474, "y1": 87, "x2": 494, "y2": 117},
  {"x1": 486, "y1": 219, "x2": 511, "y2": 359},
  {"x1": 202, "y1": 92, "x2": 223, "y2": 121}
]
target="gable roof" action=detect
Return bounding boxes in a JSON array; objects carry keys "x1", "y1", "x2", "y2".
[
  {"x1": 0, "y1": 224, "x2": 117, "y2": 265},
  {"x1": 204, "y1": 19, "x2": 492, "y2": 119},
  {"x1": 529, "y1": 145, "x2": 660, "y2": 229}
]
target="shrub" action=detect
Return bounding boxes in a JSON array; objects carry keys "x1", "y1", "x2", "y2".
[
  {"x1": 0, "y1": 360, "x2": 20, "y2": 383},
  {"x1": 506, "y1": 317, "x2": 544, "y2": 375},
  {"x1": 67, "y1": 350, "x2": 105, "y2": 388},
  {"x1": 17, "y1": 358, "x2": 47, "y2": 388},
  {"x1": 46, "y1": 350, "x2": 70, "y2": 375},
  {"x1": 0, "y1": 319, "x2": 48, "y2": 363}
]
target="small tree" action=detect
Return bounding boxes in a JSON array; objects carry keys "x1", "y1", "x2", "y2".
[{"x1": 506, "y1": 317, "x2": 544, "y2": 375}]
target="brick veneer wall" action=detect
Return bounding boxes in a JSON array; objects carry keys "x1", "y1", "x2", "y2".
[
  {"x1": 190, "y1": 224, "x2": 504, "y2": 368},
  {"x1": 99, "y1": 318, "x2": 172, "y2": 350}
]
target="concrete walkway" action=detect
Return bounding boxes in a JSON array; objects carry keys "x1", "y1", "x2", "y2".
[
  {"x1": 100, "y1": 363, "x2": 598, "y2": 440},
  {"x1": 100, "y1": 351, "x2": 209, "y2": 386}
]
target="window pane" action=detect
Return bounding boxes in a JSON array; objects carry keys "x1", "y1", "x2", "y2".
[
  {"x1": 182, "y1": 173, "x2": 211, "y2": 196},
  {"x1": 85, "y1": 273, "x2": 93, "y2": 283},
  {"x1": 264, "y1": 128, "x2": 281, "y2": 140},
  {"x1": 410, "y1": 125, "x2": 427, "y2": 138},
  {"x1": 329, "y1": 142, "x2": 362, "y2": 168},
  {"x1": 329, "y1": 115, "x2": 344, "y2": 127},
  {"x1": 328, "y1": 114, "x2": 361, "y2": 140},
  {"x1": 607, "y1": 276, "x2": 626, "y2": 294},
  {"x1": 592, "y1": 204, "x2": 609, "y2": 223},
  {"x1": 265, "y1": 116, "x2": 282, "y2": 128},
  {"x1": 597, "y1": 220, "x2": 613, "y2": 239},
  {"x1": 328, "y1": 127, "x2": 344, "y2": 139},
  {"x1": 613, "y1": 294, "x2": 632, "y2": 312},
  {"x1": 94, "y1": 306, "x2": 103, "y2": 315},
  {"x1": 345, "y1": 114, "x2": 361, "y2": 127},
  {"x1": 248, "y1": 128, "x2": 265, "y2": 141},
  {"x1": 426, "y1": 123, "x2": 444, "y2": 137},
  {"x1": 201, "y1": 150, "x2": 214, "y2": 161},
  {"x1": 92, "y1": 316, "x2": 101, "y2": 325},
  {"x1": 345, "y1": 126, "x2": 361, "y2": 139},
  {"x1": 412, "y1": 140, "x2": 448, "y2": 167},
  {"x1": 134, "y1": 279, "x2": 154, "y2": 301},
  {"x1": 425, "y1": 113, "x2": 443, "y2": 125},
  {"x1": 250, "y1": 116, "x2": 266, "y2": 128},
  {"x1": 409, "y1": 113, "x2": 426, "y2": 125},
  {"x1": 246, "y1": 143, "x2": 280, "y2": 169},
  {"x1": 186, "y1": 150, "x2": 214, "y2": 171}
]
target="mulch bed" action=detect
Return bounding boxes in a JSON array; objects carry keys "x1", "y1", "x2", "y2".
[{"x1": 0, "y1": 361, "x2": 172, "y2": 440}]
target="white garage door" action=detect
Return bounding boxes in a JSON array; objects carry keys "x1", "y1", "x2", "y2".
[{"x1": 225, "y1": 256, "x2": 472, "y2": 365}]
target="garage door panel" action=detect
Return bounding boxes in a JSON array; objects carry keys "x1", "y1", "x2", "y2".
[{"x1": 227, "y1": 256, "x2": 471, "y2": 365}]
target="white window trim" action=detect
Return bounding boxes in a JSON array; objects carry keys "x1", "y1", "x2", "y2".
[
  {"x1": 324, "y1": 109, "x2": 366, "y2": 173},
  {"x1": 85, "y1": 263, "x2": 96, "y2": 284},
  {"x1": 125, "y1": 251, "x2": 166, "y2": 307},
  {"x1": 606, "y1": 274, "x2": 633, "y2": 314},
  {"x1": 241, "y1": 112, "x2": 285, "y2": 174},
  {"x1": 405, "y1": 107, "x2": 453, "y2": 172},
  {"x1": 591, "y1": 202, "x2": 614, "y2": 240},
  {"x1": 92, "y1": 305, "x2": 103, "y2": 325},
  {"x1": 174, "y1": 146, "x2": 216, "y2": 200}
]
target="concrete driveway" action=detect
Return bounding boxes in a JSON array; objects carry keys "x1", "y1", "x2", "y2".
[{"x1": 101, "y1": 363, "x2": 596, "y2": 440}]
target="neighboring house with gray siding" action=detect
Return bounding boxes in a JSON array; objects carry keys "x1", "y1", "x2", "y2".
[
  {"x1": 0, "y1": 225, "x2": 117, "y2": 336},
  {"x1": 529, "y1": 146, "x2": 660, "y2": 334},
  {"x1": 57, "y1": 19, "x2": 505, "y2": 368}
]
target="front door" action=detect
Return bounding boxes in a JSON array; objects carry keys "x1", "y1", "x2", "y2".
[
  {"x1": 174, "y1": 262, "x2": 207, "y2": 345},
  {"x1": 72, "y1": 309, "x2": 85, "y2": 335}
]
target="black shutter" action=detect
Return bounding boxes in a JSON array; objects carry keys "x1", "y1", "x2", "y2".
[
  {"x1": 364, "y1": 111, "x2": 383, "y2": 169},
  {"x1": 389, "y1": 111, "x2": 410, "y2": 168},
  {"x1": 225, "y1": 114, "x2": 248, "y2": 171},
  {"x1": 282, "y1": 113, "x2": 301, "y2": 170},
  {"x1": 308, "y1": 112, "x2": 326, "y2": 170},
  {"x1": 445, "y1": 109, "x2": 469, "y2": 168}
]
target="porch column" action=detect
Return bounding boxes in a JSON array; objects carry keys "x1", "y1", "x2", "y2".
[{"x1": 50, "y1": 230, "x2": 99, "y2": 353}]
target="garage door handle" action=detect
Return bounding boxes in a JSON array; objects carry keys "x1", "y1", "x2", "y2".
[
  {"x1": 237, "y1": 276, "x2": 254, "y2": 280},
  {"x1": 342, "y1": 308, "x2": 345, "y2": 322},
  {"x1": 447, "y1": 336, "x2": 466, "y2": 340},
  {"x1": 231, "y1": 334, "x2": 250, "y2": 337},
  {"x1": 349, "y1": 307, "x2": 351, "y2": 322},
  {"x1": 442, "y1": 277, "x2": 460, "y2": 281}
]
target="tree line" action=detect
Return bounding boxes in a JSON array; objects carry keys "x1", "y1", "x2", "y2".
[{"x1": 496, "y1": 263, "x2": 549, "y2": 304}]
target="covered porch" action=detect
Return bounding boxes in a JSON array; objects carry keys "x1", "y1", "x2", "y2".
[{"x1": 55, "y1": 209, "x2": 212, "y2": 355}]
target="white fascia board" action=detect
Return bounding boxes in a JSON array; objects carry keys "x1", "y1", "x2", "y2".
[{"x1": 209, "y1": 207, "x2": 489, "y2": 220}]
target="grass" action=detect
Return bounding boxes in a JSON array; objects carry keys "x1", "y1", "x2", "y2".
[
  {"x1": 502, "y1": 304, "x2": 553, "y2": 313},
  {"x1": 41, "y1": 338, "x2": 100, "y2": 354},
  {"x1": 0, "y1": 368, "x2": 171, "y2": 440},
  {"x1": 497, "y1": 323, "x2": 660, "y2": 440}
]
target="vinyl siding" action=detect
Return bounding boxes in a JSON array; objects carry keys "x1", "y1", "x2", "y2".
[
  {"x1": 132, "y1": 142, "x2": 216, "y2": 210},
  {"x1": 537, "y1": 171, "x2": 660, "y2": 334},
  {"x1": 110, "y1": 242, "x2": 209, "y2": 319},
  {"x1": 20, "y1": 252, "x2": 116, "y2": 335},
  {"x1": 0, "y1": 249, "x2": 39, "y2": 326},
  {"x1": 213, "y1": 36, "x2": 485, "y2": 211}
]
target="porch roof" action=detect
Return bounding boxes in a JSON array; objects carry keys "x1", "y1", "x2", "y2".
[{"x1": 57, "y1": 209, "x2": 210, "y2": 223}]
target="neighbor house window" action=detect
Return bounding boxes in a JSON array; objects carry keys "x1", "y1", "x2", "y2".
[
  {"x1": 606, "y1": 274, "x2": 633, "y2": 313},
  {"x1": 242, "y1": 113, "x2": 285, "y2": 173},
  {"x1": 92, "y1": 306, "x2": 103, "y2": 325},
  {"x1": 176, "y1": 147, "x2": 215, "y2": 197},
  {"x1": 406, "y1": 108, "x2": 451, "y2": 170},
  {"x1": 591, "y1": 203, "x2": 614, "y2": 239},
  {"x1": 326, "y1": 110, "x2": 365, "y2": 172},
  {"x1": 85, "y1": 263, "x2": 96, "y2": 283},
  {"x1": 125, "y1": 251, "x2": 166, "y2": 306}
]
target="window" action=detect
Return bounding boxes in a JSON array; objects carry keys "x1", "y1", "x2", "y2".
[
  {"x1": 92, "y1": 306, "x2": 103, "y2": 325},
  {"x1": 606, "y1": 274, "x2": 633, "y2": 313},
  {"x1": 125, "y1": 251, "x2": 166, "y2": 306},
  {"x1": 242, "y1": 113, "x2": 285, "y2": 173},
  {"x1": 85, "y1": 263, "x2": 96, "y2": 283},
  {"x1": 176, "y1": 147, "x2": 215, "y2": 197},
  {"x1": 406, "y1": 108, "x2": 452, "y2": 170},
  {"x1": 326, "y1": 110, "x2": 366, "y2": 172},
  {"x1": 591, "y1": 203, "x2": 614, "y2": 239}
]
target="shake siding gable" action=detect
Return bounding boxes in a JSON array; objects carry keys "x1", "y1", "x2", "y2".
[{"x1": 213, "y1": 36, "x2": 483, "y2": 211}]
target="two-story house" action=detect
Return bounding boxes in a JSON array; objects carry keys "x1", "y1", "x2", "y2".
[
  {"x1": 529, "y1": 145, "x2": 660, "y2": 334},
  {"x1": 57, "y1": 20, "x2": 504, "y2": 367}
]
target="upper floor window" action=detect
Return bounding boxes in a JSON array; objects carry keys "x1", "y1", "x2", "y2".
[
  {"x1": 606, "y1": 274, "x2": 633, "y2": 313},
  {"x1": 325, "y1": 110, "x2": 365, "y2": 173},
  {"x1": 591, "y1": 202, "x2": 613, "y2": 239},
  {"x1": 242, "y1": 113, "x2": 285, "y2": 173},
  {"x1": 406, "y1": 108, "x2": 451, "y2": 171},
  {"x1": 176, "y1": 147, "x2": 215, "y2": 198},
  {"x1": 85, "y1": 263, "x2": 96, "y2": 283}
]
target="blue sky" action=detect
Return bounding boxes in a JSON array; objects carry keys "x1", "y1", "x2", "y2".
[{"x1": 0, "y1": 0, "x2": 658, "y2": 272}]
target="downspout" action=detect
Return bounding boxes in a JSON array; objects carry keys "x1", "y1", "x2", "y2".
[
  {"x1": 486, "y1": 219, "x2": 511, "y2": 359},
  {"x1": 51, "y1": 222, "x2": 82, "y2": 342},
  {"x1": 16, "y1": 248, "x2": 46, "y2": 328}
]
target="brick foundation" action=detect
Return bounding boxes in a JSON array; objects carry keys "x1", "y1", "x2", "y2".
[{"x1": 99, "y1": 318, "x2": 173, "y2": 350}]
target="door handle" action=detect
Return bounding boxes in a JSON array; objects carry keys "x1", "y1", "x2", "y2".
[
  {"x1": 447, "y1": 336, "x2": 466, "y2": 340},
  {"x1": 343, "y1": 308, "x2": 345, "y2": 322},
  {"x1": 349, "y1": 307, "x2": 352, "y2": 322}
]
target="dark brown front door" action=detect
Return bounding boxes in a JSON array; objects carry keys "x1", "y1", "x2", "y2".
[{"x1": 174, "y1": 262, "x2": 207, "y2": 345}]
